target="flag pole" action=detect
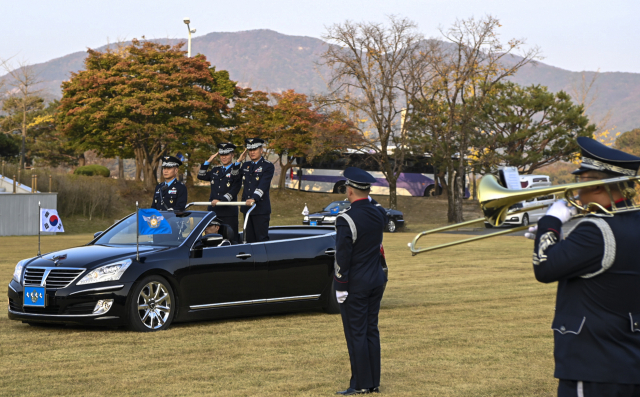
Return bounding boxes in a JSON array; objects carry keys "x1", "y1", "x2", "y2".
[
  {"x1": 136, "y1": 201, "x2": 140, "y2": 262},
  {"x1": 38, "y1": 201, "x2": 41, "y2": 256}
]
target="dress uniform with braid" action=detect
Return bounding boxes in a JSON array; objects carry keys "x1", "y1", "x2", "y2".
[
  {"x1": 151, "y1": 156, "x2": 188, "y2": 211},
  {"x1": 334, "y1": 167, "x2": 387, "y2": 395},
  {"x1": 197, "y1": 143, "x2": 242, "y2": 240},
  {"x1": 532, "y1": 137, "x2": 640, "y2": 397},
  {"x1": 240, "y1": 138, "x2": 274, "y2": 243}
]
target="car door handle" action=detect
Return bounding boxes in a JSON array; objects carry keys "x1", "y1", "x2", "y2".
[
  {"x1": 236, "y1": 253, "x2": 252, "y2": 259},
  {"x1": 325, "y1": 249, "x2": 336, "y2": 255}
]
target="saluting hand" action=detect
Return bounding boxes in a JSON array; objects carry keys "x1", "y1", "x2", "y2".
[
  {"x1": 238, "y1": 148, "x2": 248, "y2": 162},
  {"x1": 207, "y1": 153, "x2": 219, "y2": 163}
]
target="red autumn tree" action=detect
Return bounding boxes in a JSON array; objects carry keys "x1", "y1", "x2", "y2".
[
  {"x1": 57, "y1": 39, "x2": 232, "y2": 188},
  {"x1": 234, "y1": 89, "x2": 358, "y2": 190}
]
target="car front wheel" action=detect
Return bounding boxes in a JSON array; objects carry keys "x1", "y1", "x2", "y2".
[
  {"x1": 386, "y1": 219, "x2": 397, "y2": 233},
  {"x1": 521, "y1": 214, "x2": 530, "y2": 227},
  {"x1": 128, "y1": 275, "x2": 175, "y2": 332}
]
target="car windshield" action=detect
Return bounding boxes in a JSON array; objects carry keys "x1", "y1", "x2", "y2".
[
  {"x1": 323, "y1": 201, "x2": 350, "y2": 212},
  {"x1": 94, "y1": 212, "x2": 207, "y2": 247}
]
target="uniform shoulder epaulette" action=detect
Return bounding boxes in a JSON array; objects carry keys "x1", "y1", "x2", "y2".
[{"x1": 339, "y1": 206, "x2": 351, "y2": 214}]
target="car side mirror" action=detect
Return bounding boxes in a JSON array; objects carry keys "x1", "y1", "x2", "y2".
[
  {"x1": 196, "y1": 233, "x2": 224, "y2": 248},
  {"x1": 94, "y1": 231, "x2": 103, "y2": 239}
]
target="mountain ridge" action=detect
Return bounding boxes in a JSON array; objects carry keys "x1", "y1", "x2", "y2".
[{"x1": 5, "y1": 29, "x2": 640, "y2": 132}]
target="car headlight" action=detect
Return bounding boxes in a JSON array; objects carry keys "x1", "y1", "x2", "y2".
[
  {"x1": 77, "y1": 259, "x2": 132, "y2": 285},
  {"x1": 304, "y1": 216, "x2": 309, "y2": 221},
  {"x1": 324, "y1": 216, "x2": 336, "y2": 222},
  {"x1": 13, "y1": 260, "x2": 27, "y2": 284}
]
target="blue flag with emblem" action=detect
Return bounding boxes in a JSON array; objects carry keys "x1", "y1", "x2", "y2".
[
  {"x1": 330, "y1": 206, "x2": 340, "y2": 215},
  {"x1": 138, "y1": 209, "x2": 172, "y2": 235}
]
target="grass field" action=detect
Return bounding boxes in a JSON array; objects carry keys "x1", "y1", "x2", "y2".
[{"x1": 0, "y1": 231, "x2": 559, "y2": 396}]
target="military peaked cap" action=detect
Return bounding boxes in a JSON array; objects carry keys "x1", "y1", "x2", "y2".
[
  {"x1": 217, "y1": 142, "x2": 237, "y2": 155},
  {"x1": 572, "y1": 137, "x2": 640, "y2": 176},
  {"x1": 161, "y1": 155, "x2": 182, "y2": 168},
  {"x1": 344, "y1": 167, "x2": 377, "y2": 190},
  {"x1": 245, "y1": 138, "x2": 265, "y2": 150}
]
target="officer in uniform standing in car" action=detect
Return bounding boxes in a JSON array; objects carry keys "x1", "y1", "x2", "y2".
[
  {"x1": 238, "y1": 138, "x2": 274, "y2": 243},
  {"x1": 151, "y1": 155, "x2": 188, "y2": 211},
  {"x1": 334, "y1": 167, "x2": 387, "y2": 395},
  {"x1": 197, "y1": 142, "x2": 243, "y2": 240},
  {"x1": 526, "y1": 137, "x2": 640, "y2": 396}
]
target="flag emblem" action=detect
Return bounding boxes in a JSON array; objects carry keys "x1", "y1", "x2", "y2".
[
  {"x1": 143, "y1": 215, "x2": 164, "y2": 228},
  {"x1": 138, "y1": 209, "x2": 172, "y2": 235}
]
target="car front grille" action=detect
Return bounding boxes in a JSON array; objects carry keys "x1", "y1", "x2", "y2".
[{"x1": 24, "y1": 267, "x2": 85, "y2": 289}]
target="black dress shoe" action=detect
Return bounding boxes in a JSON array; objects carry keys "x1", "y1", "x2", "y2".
[
  {"x1": 336, "y1": 388, "x2": 370, "y2": 395},
  {"x1": 369, "y1": 387, "x2": 380, "y2": 393}
]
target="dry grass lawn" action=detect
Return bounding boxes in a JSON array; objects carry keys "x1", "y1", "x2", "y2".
[{"x1": 0, "y1": 232, "x2": 558, "y2": 396}]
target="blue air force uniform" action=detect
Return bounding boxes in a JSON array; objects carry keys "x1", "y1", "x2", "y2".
[
  {"x1": 240, "y1": 138, "x2": 274, "y2": 243},
  {"x1": 533, "y1": 137, "x2": 640, "y2": 396},
  {"x1": 197, "y1": 143, "x2": 243, "y2": 239},
  {"x1": 151, "y1": 156, "x2": 188, "y2": 211},
  {"x1": 334, "y1": 167, "x2": 387, "y2": 394}
]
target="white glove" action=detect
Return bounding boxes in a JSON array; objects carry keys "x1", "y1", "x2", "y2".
[
  {"x1": 524, "y1": 225, "x2": 538, "y2": 240},
  {"x1": 545, "y1": 200, "x2": 578, "y2": 224},
  {"x1": 336, "y1": 290, "x2": 348, "y2": 304}
]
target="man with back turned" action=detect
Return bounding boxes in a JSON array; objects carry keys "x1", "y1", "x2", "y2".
[
  {"x1": 334, "y1": 167, "x2": 387, "y2": 395},
  {"x1": 526, "y1": 137, "x2": 640, "y2": 396}
]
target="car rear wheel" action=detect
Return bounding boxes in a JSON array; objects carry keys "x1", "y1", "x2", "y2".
[
  {"x1": 128, "y1": 275, "x2": 175, "y2": 332},
  {"x1": 324, "y1": 280, "x2": 341, "y2": 314},
  {"x1": 424, "y1": 185, "x2": 442, "y2": 197},
  {"x1": 386, "y1": 220, "x2": 397, "y2": 233}
]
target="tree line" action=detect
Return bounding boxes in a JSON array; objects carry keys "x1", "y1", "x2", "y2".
[{"x1": 1, "y1": 15, "x2": 632, "y2": 223}]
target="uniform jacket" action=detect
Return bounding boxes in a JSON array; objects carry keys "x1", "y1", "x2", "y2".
[
  {"x1": 333, "y1": 198, "x2": 387, "y2": 293},
  {"x1": 151, "y1": 179, "x2": 187, "y2": 211},
  {"x1": 533, "y1": 209, "x2": 640, "y2": 384},
  {"x1": 197, "y1": 162, "x2": 242, "y2": 216},
  {"x1": 240, "y1": 157, "x2": 274, "y2": 215}
]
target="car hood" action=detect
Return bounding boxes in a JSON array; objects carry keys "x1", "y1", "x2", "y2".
[
  {"x1": 309, "y1": 211, "x2": 337, "y2": 217},
  {"x1": 24, "y1": 245, "x2": 165, "y2": 269}
]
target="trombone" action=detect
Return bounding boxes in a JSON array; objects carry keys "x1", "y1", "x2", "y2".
[{"x1": 408, "y1": 174, "x2": 640, "y2": 255}]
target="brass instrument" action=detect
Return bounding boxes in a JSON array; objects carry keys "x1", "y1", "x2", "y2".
[{"x1": 409, "y1": 174, "x2": 640, "y2": 255}]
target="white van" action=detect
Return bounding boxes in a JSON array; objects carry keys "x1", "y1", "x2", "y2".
[{"x1": 485, "y1": 175, "x2": 556, "y2": 228}]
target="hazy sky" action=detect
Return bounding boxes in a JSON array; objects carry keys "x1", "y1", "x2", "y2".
[{"x1": 1, "y1": 0, "x2": 637, "y2": 73}]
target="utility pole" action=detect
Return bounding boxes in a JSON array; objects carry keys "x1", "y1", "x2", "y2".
[{"x1": 183, "y1": 18, "x2": 196, "y2": 57}]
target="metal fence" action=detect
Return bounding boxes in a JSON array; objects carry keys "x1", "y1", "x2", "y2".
[{"x1": 0, "y1": 193, "x2": 58, "y2": 236}]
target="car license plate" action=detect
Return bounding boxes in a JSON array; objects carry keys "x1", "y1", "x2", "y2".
[
  {"x1": 24, "y1": 286, "x2": 46, "y2": 307},
  {"x1": 310, "y1": 221, "x2": 317, "y2": 226}
]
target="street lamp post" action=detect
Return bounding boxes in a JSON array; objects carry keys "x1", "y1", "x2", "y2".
[{"x1": 183, "y1": 18, "x2": 196, "y2": 57}]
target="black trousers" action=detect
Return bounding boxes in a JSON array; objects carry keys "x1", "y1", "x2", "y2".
[
  {"x1": 216, "y1": 215, "x2": 238, "y2": 243},
  {"x1": 340, "y1": 284, "x2": 385, "y2": 390},
  {"x1": 243, "y1": 214, "x2": 270, "y2": 243},
  {"x1": 558, "y1": 380, "x2": 640, "y2": 397}
]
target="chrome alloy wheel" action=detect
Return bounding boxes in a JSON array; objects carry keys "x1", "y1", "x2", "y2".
[
  {"x1": 137, "y1": 281, "x2": 171, "y2": 330},
  {"x1": 387, "y1": 220, "x2": 396, "y2": 233}
]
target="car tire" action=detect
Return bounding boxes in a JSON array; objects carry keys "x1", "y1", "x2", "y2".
[
  {"x1": 484, "y1": 223, "x2": 493, "y2": 229},
  {"x1": 386, "y1": 220, "x2": 397, "y2": 233},
  {"x1": 128, "y1": 275, "x2": 175, "y2": 332},
  {"x1": 333, "y1": 181, "x2": 347, "y2": 194},
  {"x1": 521, "y1": 214, "x2": 530, "y2": 227},
  {"x1": 324, "y1": 281, "x2": 341, "y2": 314}
]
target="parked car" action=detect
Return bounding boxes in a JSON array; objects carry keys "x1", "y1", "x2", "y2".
[
  {"x1": 303, "y1": 200, "x2": 405, "y2": 232},
  {"x1": 8, "y1": 209, "x2": 389, "y2": 331},
  {"x1": 485, "y1": 175, "x2": 555, "y2": 228}
]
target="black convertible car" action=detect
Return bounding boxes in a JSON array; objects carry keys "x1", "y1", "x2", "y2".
[
  {"x1": 8, "y1": 205, "x2": 388, "y2": 332},
  {"x1": 303, "y1": 200, "x2": 405, "y2": 232}
]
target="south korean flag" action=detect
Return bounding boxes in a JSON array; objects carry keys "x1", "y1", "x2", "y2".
[{"x1": 40, "y1": 209, "x2": 65, "y2": 232}]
